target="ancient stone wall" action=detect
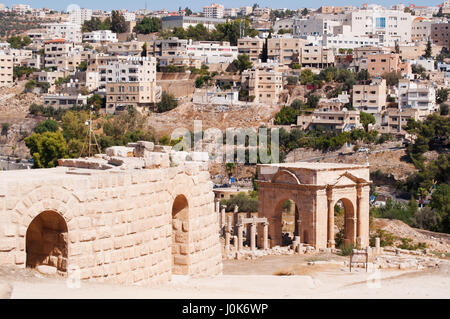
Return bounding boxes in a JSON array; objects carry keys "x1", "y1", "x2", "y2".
[{"x1": 0, "y1": 144, "x2": 222, "y2": 285}]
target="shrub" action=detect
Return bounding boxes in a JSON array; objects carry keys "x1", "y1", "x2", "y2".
[{"x1": 338, "y1": 243, "x2": 356, "y2": 256}]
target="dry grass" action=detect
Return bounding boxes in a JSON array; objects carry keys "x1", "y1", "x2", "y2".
[{"x1": 273, "y1": 264, "x2": 341, "y2": 276}]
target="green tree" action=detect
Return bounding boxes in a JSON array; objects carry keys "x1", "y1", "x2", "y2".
[
  {"x1": 436, "y1": 88, "x2": 449, "y2": 104},
  {"x1": 232, "y1": 54, "x2": 252, "y2": 73},
  {"x1": 24, "y1": 131, "x2": 68, "y2": 168},
  {"x1": 134, "y1": 17, "x2": 161, "y2": 34},
  {"x1": 382, "y1": 71, "x2": 402, "y2": 86},
  {"x1": 360, "y1": 111, "x2": 376, "y2": 131},
  {"x1": 423, "y1": 39, "x2": 432, "y2": 58},
  {"x1": 430, "y1": 184, "x2": 450, "y2": 233},
  {"x1": 440, "y1": 103, "x2": 449, "y2": 116},
  {"x1": 35, "y1": 119, "x2": 59, "y2": 134},
  {"x1": 6, "y1": 35, "x2": 30, "y2": 49},
  {"x1": 111, "y1": 10, "x2": 127, "y2": 33},
  {"x1": 306, "y1": 94, "x2": 320, "y2": 109},
  {"x1": 156, "y1": 92, "x2": 178, "y2": 113}
]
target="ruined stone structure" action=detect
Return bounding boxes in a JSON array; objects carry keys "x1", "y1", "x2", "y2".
[
  {"x1": 256, "y1": 163, "x2": 371, "y2": 249},
  {"x1": 0, "y1": 142, "x2": 222, "y2": 285}
]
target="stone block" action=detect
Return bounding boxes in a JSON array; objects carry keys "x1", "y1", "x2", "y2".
[{"x1": 105, "y1": 146, "x2": 135, "y2": 158}]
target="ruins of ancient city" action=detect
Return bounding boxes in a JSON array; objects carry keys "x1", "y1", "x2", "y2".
[{"x1": 0, "y1": 1, "x2": 449, "y2": 301}]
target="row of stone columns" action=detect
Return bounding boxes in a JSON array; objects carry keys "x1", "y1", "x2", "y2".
[{"x1": 224, "y1": 218, "x2": 269, "y2": 252}]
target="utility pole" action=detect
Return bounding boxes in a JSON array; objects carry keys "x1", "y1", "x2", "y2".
[{"x1": 80, "y1": 105, "x2": 101, "y2": 157}]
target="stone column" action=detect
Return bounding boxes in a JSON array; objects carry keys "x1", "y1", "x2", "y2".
[
  {"x1": 375, "y1": 237, "x2": 380, "y2": 255},
  {"x1": 221, "y1": 206, "x2": 226, "y2": 235},
  {"x1": 262, "y1": 222, "x2": 269, "y2": 250},
  {"x1": 356, "y1": 185, "x2": 362, "y2": 248},
  {"x1": 327, "y1": 188, "x2": 335, "y2": 248},
  {"x1": 250, "y1": 222, "x2": 256, "y2": 251},
  {"x1": 225, "y1": 216, "x2": 232, "y2": 251},
  {"x1": 215, "y1": 199, "x2": 220, "y2": 213},
  {"x1": 233, "y1": 235, "x2": 238, "y2": 251},
  {"x1": 237, "y1": 219, "x2": 244, "y2": 251}
]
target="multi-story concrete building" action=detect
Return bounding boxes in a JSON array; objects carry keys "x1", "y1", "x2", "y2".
[
  {"x1": 352, "y1": 78, "x2": 387, "y2": 121},
  {"x1": 162, "y1": 16, "x2": 226, "y2": 31},
  {"x1": 322, "y1": 33, "x2": 380, "y2": 49},
  {"x1": 431, "y1": 22, "x2": 450, "y2": 49},
  {"x1": 299, "y1": 46, "x2": 335, "y2": 68},
  {"x1": 365, "y1": 53, "x2": 411, "y2": 77},
  {"x1": 267, "y1": 37, "x2": 307, "y2": 65},
  {"x1": 411, "y1": 17, "x2": 433, "y2": 42},
  {"x1": 83, "y1": 30, "x2": 118, "y2": 43},
  {"x1": 224, "y1": 8, "x2": 239, "y2": 18},
  {"x1": 99, "y1": 56, "x2": 157, "y2": 89},
  {"x1": 9, "y1": 49, "x2": 32, "y2": 66},
  {"x1": 68, "y1": 8, "x2": 92, "y2": 25},
  {"x1": 237, "y1": 37, "x2": 265, "y2": 63},
  {"x1": 0, "y1": 52, "x2": 13, "y2": 87},
  {"x1": 397, "y1": 79, "x2": 437, "y2": 112},
  {"x1": 106, "y1": 81, "x2": 159, "y2": 113},
  {"x1": 33, "y1": 71, "x2": 66, "y2": 85},
  {"x1": 203, "y1": 3, "x2": 224, "y2": 19},
  {"x1": 273, "y1": 18, "x2": 295, "y2": 33},
  {"x1": 44, "y1": 40, "x2": 80, "y2": 70},
  {"x1": 42, "y1": 22, "x2": 82, "y2": 43},
  {"x1": 241, "y1": 62, "x2": 283, "y2": 104},
  {"x1": 107, "y1": 41, "x2": 145, "y2": 56},
  {"x1": 147, "y1": 37, "x2": 188, "y2": 57},
  {"x1": 186, "y1": 40, "x2": 238, "y2": 64},
  {"x1": 343, "y1": 5, "x2": 413, "y2": 47},
  {"x1": 11, "y1": 4, "x2": 31, "y2": 14},
  {"x1": 297, "y1": 106, "x2": 362, "y2": 131},
  {"x1": 378, "y1": 108, "x2": 424, "y2": 135},
  {"x1": 240, "y1": 6, "x2": 253, "y2": 16},
  {"x1": 293, "y1": 14, "x2": 346, "y2": 37},
  {"x1": 43, "y1": 94, "x2": 89, "y2": 109}
]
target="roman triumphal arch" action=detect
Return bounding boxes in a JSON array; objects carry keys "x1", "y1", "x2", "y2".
[{"x1": 256, "y1": 162, "x2": 371, "y2": 249}]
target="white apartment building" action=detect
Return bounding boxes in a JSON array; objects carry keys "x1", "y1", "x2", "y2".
[
  {"x1": 322, "y1": 33, "x2": 380, "y2": 49},
  {"x1": 293, "y1": 15, "x2": 346, "y2": 37},
  {"x1": 99, "y1": 56, "x2": 157, "y2": 89},
  {"x1": 397, "y1": 79, "x2": 437, "y2": 112},
  {"x1": 343, "y1": 5, "x2": 413, "y2": 46},
  {"x1": 42, "y1": 22, "x2": 82, "y2": 43},
  {"x1": 122, "y1": 12, "x2": 136, "y2": 22},
  {"x1": 186, "y1": 40, "x2": 238, "y2": 64},
  {"x1": 83, "y1": 30, "x2": 118, "y2": 43},
  {"x1": 68, "y1": 8, "x2": 92, "y2": 25},
  {"x1": 203, "y1": 3, "x2": 224, "y2": 19},
  {"x1": 11, "y1": 4, "x2": 31, "y2": 14},
  {"x1": 224, "y1": 8, "x2": 239, "y2": 18},
  {"x1": 0, "y1": 52, "x2": 13, "y2": 87}
]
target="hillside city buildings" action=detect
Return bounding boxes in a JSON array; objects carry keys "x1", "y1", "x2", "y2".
[{"x1": 0, "y1": 1, "x2": 446, "y2": 136}]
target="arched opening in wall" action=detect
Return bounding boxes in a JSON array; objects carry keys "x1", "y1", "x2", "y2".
[
  {"x1": 171, "y1": 194, "x2": 189, "y2": 275},
  {"x1": 25, "y1": 210, "x2": 68, "y2": 273},
  {"x1": 334, "y1": 198, "x2": 356, "y2": 247},
  {"x1": 273, "y1": 199, "x2": 299, "y2": 247}
]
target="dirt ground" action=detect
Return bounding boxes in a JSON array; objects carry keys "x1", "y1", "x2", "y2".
[{"x1": 2, "y1": 253, "x2": 449, "y2": 299}]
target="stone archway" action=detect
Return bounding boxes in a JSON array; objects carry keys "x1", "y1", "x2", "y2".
[
  {"x1": 334, "y1": 198, "x2": 356, "y2": 246},
  {"x1": 171, "y1": 195, "x2": 190, "y2": 275},
  {"x1": 25, "y1": 210, "x2": 68, "y2": 273}
]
